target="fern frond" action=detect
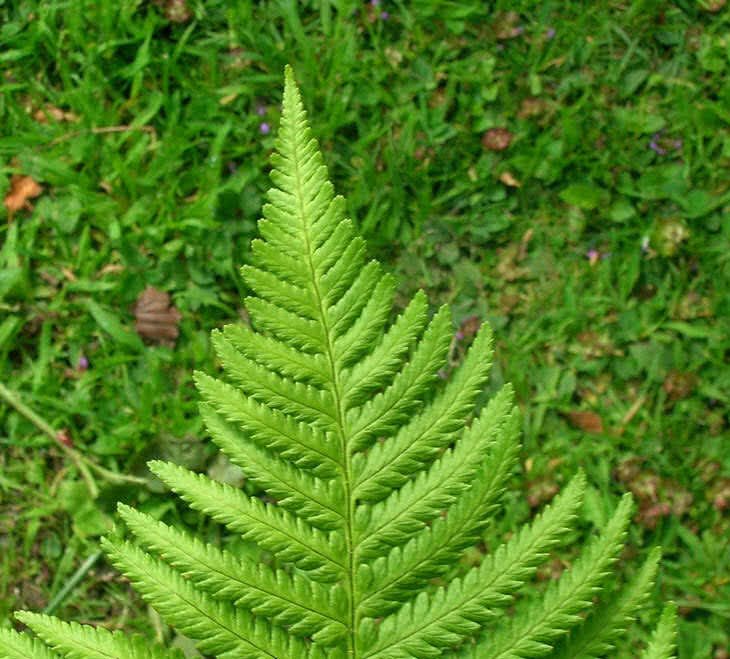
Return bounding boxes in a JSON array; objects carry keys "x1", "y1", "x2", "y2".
[
  {"x1": 479, "y1": 492, "x2": 634, "y2": 659},
  {"x1": 115, "y1": 504, "x2": 348, "y2": 644},
  {"x1": 147, "y1": 459, "x2": 345, "y2": 580},
  {"x1": 8, "y1": 65, "x2": 673, "y2": 659},
  {"x1": 360, "y1": 473, "x2": 586, "y2": 658},
  {"x1": 550, "y1": 546, "x2": 662, "y2": 658},
  {"x1": 13, "y1": 613, "x2": 182, "y2": 659},
  {"x1": 347, "y1": 304, "x2": 453, "y2": 453},
  {"x1": 0, "y1": 627, "x2": 60, "y2": 659},
  {"x1": 354, "y1": 381, "x2": 512, "y2": 560},
  {"x1": 101, "y1": 539, "x2": 333, "y2": 659},
  {"x1": 341, "y1": 288, "x2": 428, "y2": 409},
  {"x1": 193, "y1": 370, "x2": 342, "y2": 476},
  {"x1": 211, "y1": 329, "x2": 336, "y2": 423},
  {"x1": 351, "y1": 321, "x2": 494, "y2": 503},
  {"x1": 357, "y1": 404, "x2": 521, "y2": 617},
  {"x1": 222, "y1": 320, "x2": 331, "y2": 387},
  {"x1": 199, "y1": 402, "x2": 343, "y2": 529},
  {"x1": 639, "y1": 603, "x2": 678, "y2": 659}
]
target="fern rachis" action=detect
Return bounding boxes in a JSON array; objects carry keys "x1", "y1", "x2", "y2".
[{"x1": 2, "y1": 66, "x2": 676, "y2": 659}]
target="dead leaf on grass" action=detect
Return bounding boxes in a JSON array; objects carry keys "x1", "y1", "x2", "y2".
[
  {"x1": 131, "y1": 286, "x2": 182, "y2": 345},
  {"x1": 482, "y1": 127, "x2": 513, "y2": 151},
  {"x1": 499, "y1": 171, "x2": 521, "y2": 187},
  {"x1": 4, "y1": 175, "x2": 43, "y2": 220},
  {"x1": 492, "y1": 11, "x2": 522, "y2": 39},
  {"x1": 565, "y1": 410, "x2": 604, "y2": 434},
  {"x1": 33, "y1": 105, "x2": 80, "y2": 123}
]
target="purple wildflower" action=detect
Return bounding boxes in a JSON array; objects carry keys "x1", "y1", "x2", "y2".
[
  {"x1": 546, "y1": 28, "x2": 556, "y2": 39},
  {"x1": 380, "y1": 10, "x2": 389, "y2": 19},
  {"x1": 586, "y1": 248, "x2": 599, "y2": 261},
  {"x1": 455, "y1": 331, "x2": 465, "y2": 341},
  {"x1": 649, "y1": 141, "x2": 665, "y2": 155},
  {"x1": 259, "y1": 122, "x2": 270, "y2": 135},
  {"x1": 77, "y1": 355, "x2": 89, "y2": 370},
  {"x1": 370, "y1": 0, "x2": 379, "y2": 4},
  {"x1": 256, "y1": 105, "x2": 266, "y2": 116}
]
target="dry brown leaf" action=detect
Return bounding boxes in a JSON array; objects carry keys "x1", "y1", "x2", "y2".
[
  {"x1": 165, "y1": 0, "x2": 192, "y2": 22},
  {"x1": 662, "y1": 371, "x2": 695, "y2": 402},
  {"x1": 493, "y1": 11, "x2": 522, "y2": 39},
  {"x1": 499, "y1": 171, "x2": 521, "y2": 187},
  {"x1": 496, "y1": 244, "x2": 530, "y2": 281},
  {"x1": 482, "y1": 127, "x2": 513, "y2": 151},
  {"x1": 33, "y1": 105, "x2": 80, "y2": 123},
  {"x1": 4, "y1": 175, "x2": 43, "y2": 219},
  {"x1": 566, "y1": 410, "x2": 604, "y2": 434},
  {"x1": 517, "y1": 228, "x2": 534, "y2": 261},
  {"x1": 518, "y1": 97, "x2": 547, "y2": 119},
  {"x1": 131, "y1": 286, "x2": 182, "y2": 345},
  {"x1": 458, "y1": 315, "x2": 481, "y2": 339}
]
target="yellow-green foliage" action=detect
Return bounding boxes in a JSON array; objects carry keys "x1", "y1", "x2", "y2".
[{"x1": 1, "y1": 67, "x2": 677, "y2": 659}]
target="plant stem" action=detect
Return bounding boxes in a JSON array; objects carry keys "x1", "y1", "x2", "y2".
[{"x1": 0, "y1": 382, "x2": 147, "y2": 496}]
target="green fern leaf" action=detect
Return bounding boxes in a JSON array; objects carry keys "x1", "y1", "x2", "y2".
[
  {"x1": 0, "y1": 626, "x2": 60, "y2": 659},
  {"x1": 7, "y1": 65, "x2": 675, "y2": 659},
  {"x1": 12, "y1": 613, "x2": 182, "y2": 659},
  {"x1": 639, "y1": 604, "x2": 678, "y2": 659}
]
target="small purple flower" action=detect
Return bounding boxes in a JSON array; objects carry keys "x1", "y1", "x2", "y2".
[
  {"x1": 380, "y1": 10, "x2": 389, "y2": 19},
  {"x1": 370, "y1": 0, "x2": 379, "y2": 5},
  {"x1": 259, "y1": 122, "x2": 270, "y2": 135},
  {"x1": 649, "y1": 140, "x2": 665, "y2": 155},
  {"x1": 455, "y1": 331, "x2": 465, "y2": 341},
  {"x1": 546, "y1": 28, "x2": 556, "y2": 39},
  {"x1": 649, "y1": 132, "x2": 666, "y2": 155},
  {"x1": 77, "y1": 355, "x2": 89, "y2": 370},
  {"x1": 256, "y1": 105, "x2": 266, "y2": 116},
  {"x1": 586, "y1": 248, "x2": 599, "y2": 261}
]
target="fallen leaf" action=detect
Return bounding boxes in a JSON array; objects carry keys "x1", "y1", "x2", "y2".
[
  {"x1": 33, "y1": 105, "x2": 80, "y2": 123},
  {"x1": 131, "y1": 286, "x2": 182, "y2": 345},
  {"x1": 566, "y1": 410, "x2": 604, "y2": 434},
  {"x1": 662, "y1": 371, "x2": 695, "y2": 402},
  {"x1": 458, "y1": 315, "x2": 481, "y2": 339},
  {"x1": 493, "y1": 11, "x2": 522, "y2": 39},
  {"x1": 482, "y1": 127, "x2": 513, "y2": 151},
  {"x1": 499, "y1": 171, "x2": 521, "y2": 187},
  {"x1": 517, "y1": 228, "x2": 534, "y2": 261},
  {"x1": 164, "y1": 0, "x2": 192, "y2": 22},
  {"x1": 518, "y1": 97, "x2": 547, "y2": 118},
  {"x1": 496, "y1": 244, "x2": 530, "y2": 281},
  {"x1": 4, "y1": 175, "x2": 43, "y2": 219}
]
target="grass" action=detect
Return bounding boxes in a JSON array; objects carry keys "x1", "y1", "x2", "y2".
[{"x1": 1, "y1": 1, "x2": 729, "y2": 656}]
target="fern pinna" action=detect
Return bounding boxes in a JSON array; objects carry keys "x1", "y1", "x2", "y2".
[{"x1": 2, "y1": 67, "x2": 677, "y2": 659}]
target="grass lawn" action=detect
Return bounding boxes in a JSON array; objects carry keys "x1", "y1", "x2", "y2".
[{"x1": 1, "y1": 1, "x2": 729, "y2": 657}]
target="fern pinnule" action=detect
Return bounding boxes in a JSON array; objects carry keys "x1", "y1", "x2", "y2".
[
  {"x1": 550, "y1": 546, "x2": 663, "y2": 658},
  {"x1": 4, "y1": 65, "x2": 677, "y2": 659}
]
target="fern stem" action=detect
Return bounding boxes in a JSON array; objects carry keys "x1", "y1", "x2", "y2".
[{"x1": 283, "y1": 66, "x2": 358, "y2": 655}]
